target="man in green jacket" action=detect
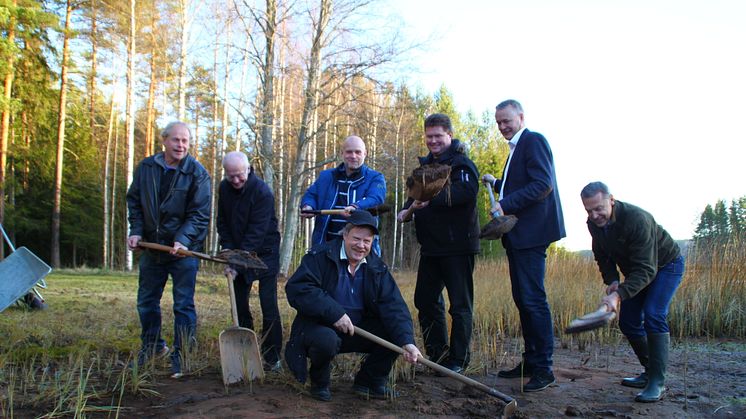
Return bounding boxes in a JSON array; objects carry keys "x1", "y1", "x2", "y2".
[{"x1": 581, "y1": 181, "x2": 684, "y2": 403}]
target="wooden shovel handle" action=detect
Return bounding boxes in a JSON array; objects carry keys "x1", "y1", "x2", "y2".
[
  {"x1": 137, "y1": 241, "x2": 227, "y2": 265},
  {"x1": 226, "y1": 270, "x2": 240, "y2": 327},
  {"x1": 353, "y1": 326, "x2": 517, "y2": 410},
  {"x1": 301, "y1": 209, "x2": 348, "y2": 216}
]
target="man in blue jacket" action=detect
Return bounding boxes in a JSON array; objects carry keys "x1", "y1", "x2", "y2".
[
  {"x1": 483, "y1": 100, "x2": 565, "y2": 392},
  {"x1": 397, "y1": 113, "x2": 480, "y2": 374},
  {"x1": 300, "y1": 136, "x2": 386, "y2": 254},
  {"x1": 217, "y1": 151, "x2": 282, "y2": 372},
  {"x1": 126, "y1": 121, "x2": 211, "y2": 379},
  {"x1": 284, "y1": 210, "x2": 422, "y2": 402}
]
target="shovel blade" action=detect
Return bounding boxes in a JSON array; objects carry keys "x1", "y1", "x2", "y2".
[{"x1": 219, "y1": 327, "x2": 264, "y2": 385}]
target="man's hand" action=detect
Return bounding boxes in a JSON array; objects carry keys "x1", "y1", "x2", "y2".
[
  {"x1": 224, "y1": 265, "x2": 237, "y2": 277},
  {"x1": 300, "y1": 205, "x2": 315, "y2": 219},
  {"x1": 601, "y1": 291, "x2": 620, "y2": 313},
  {"x1": 481, "y1": 174, "x2": 496, "y2": 185},
  {"x1": 127, "y1": 235, "x2": 142, "y2": 250},
  {"x1": 402, "y1": 344, "x2": 422, "y2": 364},
  {"x1": 605, "y1": 280, "x2": 619, "y2": 295},
  {"x1": 342, "y1": 206, "x2": 356, "y2": 217},
  {"x1": 171, "y1": 241, "x2": 188, "y2": 256},
  {"x1": 333, "y1": 314, "x2": 354, "y2": 336}
]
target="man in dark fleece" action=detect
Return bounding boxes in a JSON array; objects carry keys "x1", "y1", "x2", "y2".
[
  {"x1": 397, "y1": 113, "x2": 480, "y2": 374},
  {"x1": 582, "y1": 181, "x2": 684, "y2": 403}
]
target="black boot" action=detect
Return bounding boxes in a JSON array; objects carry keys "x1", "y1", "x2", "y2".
[
  {"x1": 635, "y1": 333, "x2": 669, "y2": 403},
  {"x1": 621, "y1": 336, "x2": 648, "y2": 388}
]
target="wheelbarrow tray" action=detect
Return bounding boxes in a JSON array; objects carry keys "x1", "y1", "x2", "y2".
[{"x1": 0, "y1": 247, "x2": 52, "y2": 312}]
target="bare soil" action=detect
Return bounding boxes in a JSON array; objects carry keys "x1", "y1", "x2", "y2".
[{"x1": 111, "y1": 338, "x2": 746, "y2": 418}]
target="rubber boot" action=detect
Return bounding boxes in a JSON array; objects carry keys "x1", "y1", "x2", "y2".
[
  {"x1": 635, "y1": 333, "x2": 669, "y2": 402},
  {"x1": 621, "y1": 336, "x2": 648, "y2": 388}
]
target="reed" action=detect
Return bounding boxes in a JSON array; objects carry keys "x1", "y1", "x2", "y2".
[{"x1": 0, "y1": 241, "x2": 743, "y2": 414}]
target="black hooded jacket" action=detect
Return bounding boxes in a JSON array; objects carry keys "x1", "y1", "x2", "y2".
[{"x1": 403, "y1": 139, "x2": 481, "y2": 256}]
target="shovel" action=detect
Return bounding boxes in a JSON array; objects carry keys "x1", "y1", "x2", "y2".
[
  {"x1": 479, "y1": 181, "x2": 518, "y2": 240},
  {"x1": 219, "y1": 270, "x2": 264, "y2": 385},
  {"x1": 137, "y1": 241, "x2": 267, "y2": 270},
  {"x1": 354, "y1": 326, "x2": 517, "y2": 418},
  {"x1": 301, "y1": 204, "x2": 391, "y2": 217},
  {"x1": 565, "y1": 304, "x2": 617, "y2": 334}
]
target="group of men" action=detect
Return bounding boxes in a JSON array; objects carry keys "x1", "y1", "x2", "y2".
[{"x1": 126, "y1": 99, "x2": 683, "y2": 404}]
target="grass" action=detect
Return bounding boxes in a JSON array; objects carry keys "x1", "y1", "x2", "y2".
[{"x1": 0, "y1": 246, "x2": 744, "y2": 416}]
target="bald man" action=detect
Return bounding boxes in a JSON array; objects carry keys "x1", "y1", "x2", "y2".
[
  {"x1": 301, "y1": 136, "x2": 386, "y2": 254},
  {"x1": 217, "y1": 151, "x2": 283, "y2": 372}
]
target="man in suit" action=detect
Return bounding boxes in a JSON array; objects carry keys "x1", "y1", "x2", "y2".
[{"x1": 482, "y1": 100, "x2": 565, "y2": 392}]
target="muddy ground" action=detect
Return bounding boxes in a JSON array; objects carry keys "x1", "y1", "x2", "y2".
[{"x1": 106, "y1": 338, "x2": 746, "y2": 418}]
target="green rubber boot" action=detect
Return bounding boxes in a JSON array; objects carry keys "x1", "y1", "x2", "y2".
[
  {"x1": 621, "y1": 336, "x2": 648, "y2": 389},
  {"x1": 635, "y1": 333, "x2": 669, "y2": 403}
]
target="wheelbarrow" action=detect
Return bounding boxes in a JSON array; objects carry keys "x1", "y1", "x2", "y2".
[{"x1": 0, "y1": 224, "x2": 52, "y2": 312}]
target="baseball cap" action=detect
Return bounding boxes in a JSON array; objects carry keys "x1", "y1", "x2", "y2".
[{"x1": 346, "y1": 210, "x2": 379, "y2": 234}]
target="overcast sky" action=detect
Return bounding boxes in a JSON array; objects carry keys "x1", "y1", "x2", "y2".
[{"x1": 384, "y1": 0, "x2": 746, "y2": 250}]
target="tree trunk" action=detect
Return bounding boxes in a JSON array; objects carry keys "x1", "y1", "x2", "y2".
[
  {"x1": 278, "y1": 0, "x2": 331, "y2": 276},
  {"x1": 258, "y1": 0, "x2": 277, "y2": 191},
  {"x1": 0, "y1": 0, "x2": 17, "y2": 259},
  {"x1": 103, "y1": 86, "x2": 117, "y2": 269},
  {"x1": 125, "y1": 0, "x2": 137, "y2": 271},
  {"x1": 145, "y1": 11, "x2": 158, "y2": 157},
  {"x1": 177, "y1": 0, "x2": 189, "y2": 120},
  {"x1": 51, "y1": 0, "x2": 73, "y2": 268}
]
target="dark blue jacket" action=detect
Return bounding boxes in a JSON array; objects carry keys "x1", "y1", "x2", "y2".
[
  {"x1": 126, "y1": 152, "x2": 211, "y2": 252},
  {"x1": 285, "y1": 238, "x2": 414, "y2": 347},
  {"x1": 495, "y1": 129, "x2": 565, "y2": 249},
  {"x1": 301, "y1": 164, "x2": 386, "y2": 246},
  {"x1": 216, "y1": 167, "x2": 280, "y2": 266},
  {"x1": 404, "y1": 140, "x2": 481, "y2": 256}
]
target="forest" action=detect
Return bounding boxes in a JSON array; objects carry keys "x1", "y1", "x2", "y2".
[{"x1": 0, "y1": 0, "x2": 510, "y2": 275}]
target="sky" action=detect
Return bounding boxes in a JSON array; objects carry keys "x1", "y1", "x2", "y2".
[{"x1": 383, "y1": 0, "x2": 746, "y2": 250}]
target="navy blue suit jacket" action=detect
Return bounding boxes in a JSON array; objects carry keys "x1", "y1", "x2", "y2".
[{"x1": 495, "y1": 129, "x2": 565, "y2": 250}]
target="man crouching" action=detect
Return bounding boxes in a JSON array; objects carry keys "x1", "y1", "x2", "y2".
[{"x1": 284, "y1": 210, "x2": 421, "y2": 401}]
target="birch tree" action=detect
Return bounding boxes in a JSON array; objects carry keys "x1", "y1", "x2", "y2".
[{"x1": 51, "y1": 0, "x2": 74, "y2": 268}]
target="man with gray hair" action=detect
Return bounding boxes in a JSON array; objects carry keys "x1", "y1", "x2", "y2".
[
  {"x1": 217, "y1": 151, "x2": 283, "y2": 372},
  {"x1": 581, "y1": 181, "x2": 683, "y2": 403},
  {"x1": 127, "y1": 121, "x2": 211, "y2": 378}
]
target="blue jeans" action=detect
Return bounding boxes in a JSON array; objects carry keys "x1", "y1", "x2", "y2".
[
  {"x1": 137, "y1": 251, "x2": 199, "y2": 355},
  {"x1": 619, "y1": 255, "x2": 685, "y2": 338},
  {"x1": 505, "y1": 243, "x2": 554, "y2": 372}
]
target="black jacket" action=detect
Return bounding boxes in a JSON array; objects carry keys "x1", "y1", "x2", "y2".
[
  {"x1": 126, "y1": 152, "x2": 211, "y2": 252},
  {"x1": 285, "y1": 238, "x2": 414, "y2": 347},
  {"x1": 588, "y1": 200, "x2": 680, "y2": 300},
  {"x1": 403, "y1": 140, "x2": 480, "y2": 256},
  {"x1": 217, "y1": 167, "x2": 280, "y2": 260}
]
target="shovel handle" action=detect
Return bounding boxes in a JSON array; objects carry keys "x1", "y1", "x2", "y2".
[
  {"x1": 485, "y1": 182, "x2": 500, "y2": 218},
  {"x1": 301, "y1": 209, "x2": 348, "y2": 216},
  {"x1": 226, "y1": 271, "x2": 240, "y2": 327},
  {"x1": 137, "y1": 241, "x2": 226, "y2": 264},
  {"x1": 353, "y1": 326, "x2": 517, "y2": 409}
]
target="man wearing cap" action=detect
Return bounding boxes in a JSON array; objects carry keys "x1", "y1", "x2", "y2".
[{"x1": 284, "y1": 210, "x2": 422, "y2": 402}]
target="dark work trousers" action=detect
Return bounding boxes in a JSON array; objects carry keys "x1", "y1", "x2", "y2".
[
  {"x1": 504, "y1": 238, "x2": 554, "y2": 373},
  {"x1": 291, "y1": 317, "x2": 399, "y2": 388},
  {"x1": 233, "y1": 255, "x2": 283, "y2": 364},
  {"x1": 414, "y1": 254, "x2": 475, "y2": 368}
]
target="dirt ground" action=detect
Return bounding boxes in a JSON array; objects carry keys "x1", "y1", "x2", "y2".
[{"x1": 103, "y1": 338, "x2": 746, "y2": 418}]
